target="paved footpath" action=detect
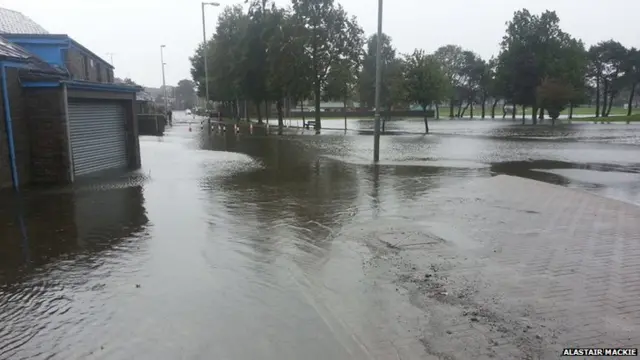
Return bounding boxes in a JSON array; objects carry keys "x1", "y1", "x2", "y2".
[{"x1": 355, "y1": 175, "x2": 640, "y2": 359}]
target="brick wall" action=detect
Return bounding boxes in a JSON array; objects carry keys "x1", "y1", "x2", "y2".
[
  {"x1": 7, "y1": 68, "x2": 30, "y2": 186},
  {"x1": 0, "y1": 102, "x2": 9, "y2": 189},
  {"x1": 0, "y1": 68, "x2": 30, "y2": 189},
  {"x1": 24, "y1": 87, "x2": 71, "y2": 185},
  {"x1": 64, "y1": 48, "x2": 111, "y2": 83},
  {"x1": 124, "y1": 95, "x2": 142, "y2": 169}
]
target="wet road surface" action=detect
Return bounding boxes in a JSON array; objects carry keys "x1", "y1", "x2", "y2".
[{"x1": 1, "y1": 114, "x2": 639, "y2": 359}]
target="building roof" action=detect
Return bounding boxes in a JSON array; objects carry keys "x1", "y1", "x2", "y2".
[
  {"x1": 0, "y1": 34, "x2": 35, "y2": 60},
  {"x1": 0, "y1": 8, "x2": 48, "y2": 35},
  {"x1": 1, "y1": 33, "x2": 114, "y2": 69},
  {"x1": 0, "y1": 35, "x2": 67, "y2": 77}
]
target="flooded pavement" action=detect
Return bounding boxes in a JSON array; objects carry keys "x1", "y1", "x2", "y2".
[{"x1": 1, "y1": 114, "x2": 639, "y2": 359}]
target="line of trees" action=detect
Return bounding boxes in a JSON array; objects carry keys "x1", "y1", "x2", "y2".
[{"x1": 190, "y1": 1, "x2": 640, "y2": 133}]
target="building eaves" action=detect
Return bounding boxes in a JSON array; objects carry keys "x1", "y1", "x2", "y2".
[
  {"x1": 0, "y1": 34, "x2": 34, "y2": 61},
  {"x1": 2, "y1": 33, "x2": 114, "y2": 69},
  {"x1": 0, "y1": 36, "x2": 68, "y2": 79}
]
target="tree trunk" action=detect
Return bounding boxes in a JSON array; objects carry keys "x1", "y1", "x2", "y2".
[
  {"x1": 470, "y1": 101, "x2": 474, "y2": 119},
  {"x1": 300, "y1": 101, "x2": 305, "y2": 122},
  {"x1": 343, "y1": 99, "x2": 347, "y2": 131},
  {"x1": 606, "y1": 91, "x2": 615, "y2": 117},
  {"x1": 313, "y1": 68, "x2": 321, "y2": 131},
  {"x1": 383, "y1": 105, "x2": 391, "y2": 132},
  {"x1": 522, "y1": 106, "x2": 526, "y2": 121},
  {"x1": 569, "y1": 102, "x2": 574, "y2": 119},
  {"x1": 265, "y1": 102, "x2": 269, "y2": 122},
  {"x1": 457, "y1": 101, "x2": 463, "y2": 117},
  {"x1": 511, "y1": 102, "x2": 516, "y2": 120},
  {"x1": 601, "y1": 80, "x2": 609, "y2": 117},
  {"x1": 595, "y1": 76, "x2": 601, "y2": 117},
  {"x1": 460, "y1": 103, "x2": 470, "y2": 117},
  {"x1": 449, "y1": 99, "x2": 455, "y2": 118},
  {"x1": 277, "y1": 99, "x2": 284, "y2": 135},
  {"x1": 314, "y1": 86, "x2": 321, "y2": 130},
  {"x1": 236, "y1": 99, "x2": 241, "y2": 123},
  {"x1": 481, "y1": 97, "x2": 486, "y2": 119},
  {"x1": 422, "y1": 106, "x2": 429, "y2": 134},
  {"x1": 628, "y1": 83, "x2": 637, "y2": 119},
  {"x1": 532, "y1": 106, "x2": 538, "y2": 124},
  {"x1": 538, "y1": 108, "x2": 544, "y2": 121},
  {"x1": 491, "y1": 99, "x2": 498, "y2": 119},
  {"x1": 435, "y1": 103, "x2": 440, "y2": 119},
  {"x1": 256, "y1": 102, "x2": 263, "y2": 124}
]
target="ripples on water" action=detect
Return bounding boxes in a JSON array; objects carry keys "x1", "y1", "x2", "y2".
[{"x1": 1, "y1": 118, "x2": 639, "y2": 359}]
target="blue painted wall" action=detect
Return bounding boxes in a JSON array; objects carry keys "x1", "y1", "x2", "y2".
[{"x1": 14, "y1": 43, "x2": 64, "y2": 66}]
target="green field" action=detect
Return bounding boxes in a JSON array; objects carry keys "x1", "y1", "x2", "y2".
[
  {"x1": 570, "y1": 114, "x2": 640, "y2": 122},
  {"x1": 458, "y1": 106, "x2": 640, "y2": 117}
]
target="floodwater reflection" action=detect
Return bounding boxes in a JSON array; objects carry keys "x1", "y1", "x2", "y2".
[
  {"x1": 0, "y1": 185, "x2": 148, "y2": 360},
  {"x1": 1, "y1": 116, "x2": 639, "y2": 359}
]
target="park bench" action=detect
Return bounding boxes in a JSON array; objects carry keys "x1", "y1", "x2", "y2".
[{"x1": 304, "y1": 120, "x2": 316, "y2": 129}]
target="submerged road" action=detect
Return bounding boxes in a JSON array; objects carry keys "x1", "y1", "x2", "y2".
[{"x1": 1, "y1": 113, "x2": 639, "y2": 359}]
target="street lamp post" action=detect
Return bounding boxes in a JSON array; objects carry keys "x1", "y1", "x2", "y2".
[
  {"x1": 160, "y1": 45, "x2": 169, "y2": 125},
  {"x1": 373, "y1": 0, "x2": 383, "y2": 162},
  {"x1": 202, "y1": 2, "x2": 220, "y2": 131},
  {"x1": 106, "y1": 52, "x2": 115, "y2": 66}
]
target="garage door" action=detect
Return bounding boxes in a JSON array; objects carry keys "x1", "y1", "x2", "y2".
[{"x1": 68, "y1": 101, "x2": 128, "y2": 177}]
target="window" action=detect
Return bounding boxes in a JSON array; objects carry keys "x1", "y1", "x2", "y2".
[
  {"x1": 96, "y1": 62, "x2": 102, "y2": 82},
  {"x1": 83, "y1": 55, "x2": 89, "y2": 80}
]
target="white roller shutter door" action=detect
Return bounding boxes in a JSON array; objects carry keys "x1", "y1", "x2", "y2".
[{"x1": 68, "y1": 101, "x2": 128, "y2": 176}]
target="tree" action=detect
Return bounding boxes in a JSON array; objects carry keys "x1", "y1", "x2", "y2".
[
  {"x1": 496, "y1": 9, "x2": 582, "y2": 124},
  {"x1": 291, "y1": 0, "x2": 364, "y2": 130},
  {"x1": 123, "y1": 78, "x2": 140, "y2": 87},
  {"x1": 264, "y1": 6, "x2": 312, "y2": 134},
  {"x1": 537, "y1": 77, "x2": 574, "y2": 125},
  {"x1": 458, "y1": 51, "x2": 485, "y2": 118},
  {"x1": 588, "y1": 40, "x2": 628, "y2": 117},
  {"x1": 241, "y1": 0, "x2": 276, "y2": 123},
  {"x1": 357, "y1": 33, "x2": 406, "y2": 129},
  {"x1": 324, "y1": 58, "x2": 357, "y2": 126},
  {"x1": 433, "y1": 45, "x2": 466, "y2": 118},
  {"x1": 174, "y1": 79, "x2": 196, "y2": 110},
  {"x1": 358, "y1": 33, "x2": 396, "y2": 108},
  {"x1": 382, "y1": 58, "x2": 406, "y2": 130},
  {"x1": 623, "y1": 48, "x2": 640, "y2": 118},
  {"x1": 478, "y1": 58, "x2": 495, "y2": 119},
  {"x1": 190, "y1": 5, "x2": 249, "y2": 116},
  {"x1": 403, "y1": 50, "x2": 448, "y2": 133}
]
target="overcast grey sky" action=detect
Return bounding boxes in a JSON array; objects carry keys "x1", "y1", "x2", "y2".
[{"x1": 4, "y1": 0, "x2": 639, "y2": 88}]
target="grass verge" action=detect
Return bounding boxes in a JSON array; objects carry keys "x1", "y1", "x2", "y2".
[{"x1": 570, "y1": 114, "x2": 640, "y2": 123}]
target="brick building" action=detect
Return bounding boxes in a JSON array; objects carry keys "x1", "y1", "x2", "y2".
[{"x1": 0, "y1": 8, "x2": 141, "y2": 190}]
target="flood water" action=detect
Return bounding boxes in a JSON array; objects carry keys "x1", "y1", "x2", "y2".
[{"x1": 1, "y1": 114, "x2": 639, "y2": 359}]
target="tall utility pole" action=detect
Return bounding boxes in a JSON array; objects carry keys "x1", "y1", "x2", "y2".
[
  {"x1": 106, "y1": 52, "x2": 115, "y2": 66},
  {"x1": 373, "y1": 0, "x2": 383, "y2": 162},
  {"x1": 160, "y1": 45, "x2": 168, "y2": 124},
  {"x1": 201, "y1": 2, "x2": 220, "y2": 118}
]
